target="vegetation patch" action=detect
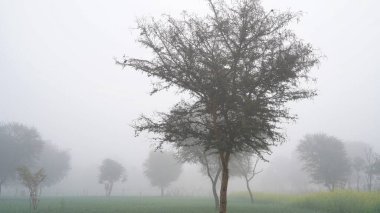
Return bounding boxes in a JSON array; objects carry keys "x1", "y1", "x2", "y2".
[{"x1": 292, "y1": 191, "x2": 380, "y2": 213}]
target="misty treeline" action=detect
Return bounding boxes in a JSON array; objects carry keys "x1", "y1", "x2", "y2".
[
  {"x1": 0, "y1": 122, "x2": 70, "y2": 209},
  {"x1": 297, "y1": 133, "x2": 380, "y2": 192},
  {"x1": 117, "y1": 0, "x2": 319, "y2": 212},
  {"x1": 251, "y1": 134, "x2": 380, "y2": 194}
]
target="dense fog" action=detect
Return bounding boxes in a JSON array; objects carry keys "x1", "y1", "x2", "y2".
[{"x1": 0, "y1": 0, "x2": 379, "y2": 199}]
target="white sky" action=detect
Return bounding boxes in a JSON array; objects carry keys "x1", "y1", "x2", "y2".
[{"x1": 0, "y1": 0, "x2": 379, "y2": 195}]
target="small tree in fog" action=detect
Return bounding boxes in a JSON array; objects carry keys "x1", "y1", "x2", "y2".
[
  {"x1": 345, "y1": 143, "x2": 380, "y2": 191},
  {"x1": 99, "y1": 159, "x2": 126, "y2": 197},
  {"x1": 297, "y1": 134, "x2": 350, "y2": 191},
  {"x1": 0, "y1": 123, "x2": 44, "y2": 196},
  {"x1": 120, "y1": 0, "x2": 319, "y2": 211},
  {"x1": 230, "y1": 154, "x2": 262, "y2": 203},
  {"x1": 177, "y1": 146, "x2": 221, "y2": 210},
  {"x1": 144, "y1": 151, "x2": 182, "y2": 196},
  {"x1": 345, "y1": 142, "x2": 370, "y2": 191},
  {"x1": 17, "y1": 166, "x2": 46, "y2": 211},
  {"x1": 363, "y1": 147, "x2": 380, "y2": 191},
  {"x1": 352, "y1": 156, "x2": 365, "y2": 191}
]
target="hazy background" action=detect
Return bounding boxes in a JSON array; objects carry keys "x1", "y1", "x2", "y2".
[{"x1": 0, "y1": 0, "x2": 379, "y2": 196}]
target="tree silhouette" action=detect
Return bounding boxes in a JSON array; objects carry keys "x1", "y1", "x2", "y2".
[
  {"x1": 297, "y1": 134, "x2": 351, "y2": 191},
  {"x1": 120, "y1": 0, "x2": 319, "y2": 211},
  {"x1": 99, "y1": 159, "x2": 126, "y2": 197},
  {"x1": 144, "y1": 151, "x2": 182, "y2": 196}
]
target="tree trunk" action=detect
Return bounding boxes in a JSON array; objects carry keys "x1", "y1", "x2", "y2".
[
  {"x1": 160, "y1": 186, "x2": 164, "y2": 197},
  {"x1": 368, "y1": 174, "x2": 372, "y2": 192},
  {"x1": 109, "y1": 182, "x2": 114, "y2": 197},
  {"x1": 105, "y1": 183, "x2": 108, "y2": 197},
  {"x1": 204, "y1": 156, "x2": 221, "y2": 211},
  {"x1": 30, "y1": 188, "x2": 38, "y2": 211},
  {"x1": 0, "y1": 179, "x2": 5, "y2": 198},
  {"x1": 245, "y1": 177, "x2": 254, "y2": 204},
  {"x1": 356, "y1": 173, "x2": 360, "y2": 192},
  {"x1": 327, "y1": 184, "x2": 333, "y2": 192},
  {"x1": 212, "y1": 180, "x2": 219, "y2": 211},
  {"x1": 219, "y1": 152, "x2": 230, "y2": 213}
]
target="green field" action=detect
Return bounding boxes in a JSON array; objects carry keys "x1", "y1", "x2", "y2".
[{"x1": 1, "y1": 191, "x2": 380, "y2": 213}]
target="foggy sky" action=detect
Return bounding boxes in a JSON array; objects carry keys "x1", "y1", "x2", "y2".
[{"x1": 0, "y1": 0, "x2": 379, "y2": 195}]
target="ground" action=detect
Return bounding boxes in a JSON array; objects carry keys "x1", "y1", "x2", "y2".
[{"x1": 1, "y1": 191, "x2": 379, "y2": 213}]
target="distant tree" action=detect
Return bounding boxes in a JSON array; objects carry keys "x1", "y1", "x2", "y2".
[
  {"x1": 144, "y1": 151, "x2": 182, "y2": 196},
  {"x1": 363, "y1": 147, "x2": 379, "y2": 191},
  {"x1": 17, "y1": 167, "x2": 46, "y2": 211},
  {"x1": 230, "y1": 154, "x2": 262, "y2": 203},
  {"x1": 345, "y1": 142, "x2": 370, "y2": 191},
  {"x1": 36, "y1": 142, "x2": 70, "y2": 187},
  {"x1": 99, "y1": 159, "x2": 126, "y2": 197},
  {"x1": 0, "y1": 127, "x2": 13, "y2": 196},
  {"x1": 351, "y1": 156, "x2": 365, "y2": 191},
  {"x1": 120, "y1": 0, "x2": 320, "y2": 211},
  {"x1": 177, "y1": 146, "x2": 221, "y2": 210},
  {"x1": 0, "y1": 123, "x2": 44, "y2": 196},
  {"x1": 297, "y1": 134, "x2": 351, "y2": 191}
]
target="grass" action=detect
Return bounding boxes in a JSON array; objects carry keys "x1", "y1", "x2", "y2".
[
  {"x1": 233, "y1": 191, "x2": 380, "y2": 213},
  {"x1": 0, "y1": 191, "x2": 379, "y2": 213},
  {"x1": 292, "y1": 191, "x2": 380, "y2": 213}
]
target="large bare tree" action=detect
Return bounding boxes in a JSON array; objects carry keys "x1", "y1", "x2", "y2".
[{"x1": 119, "y1": 0, "x2": 319, "y2": 212}]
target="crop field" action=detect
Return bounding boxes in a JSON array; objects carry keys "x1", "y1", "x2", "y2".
[{"x1": 1, "y1": 191, "x2": 380, "y2": 213}]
